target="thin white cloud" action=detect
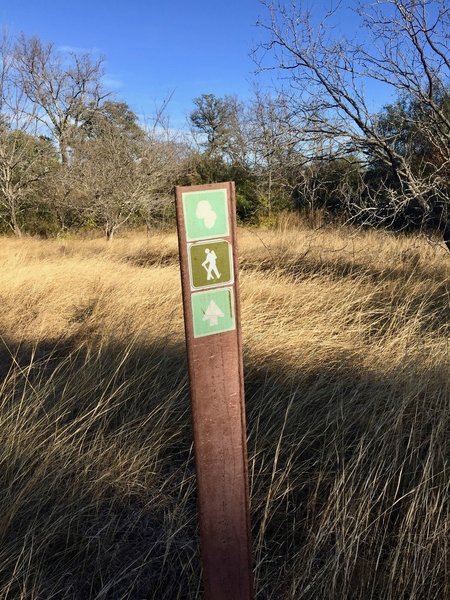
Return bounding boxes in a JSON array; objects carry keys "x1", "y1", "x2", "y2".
[
  {"x1": 58, "y1": 44, "x2": 102, "y2": 54},
  {"x1": 102, "y1": 75, "x2": 123, "y2": 90}
]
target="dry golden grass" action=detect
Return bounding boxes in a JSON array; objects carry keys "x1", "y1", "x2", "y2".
[{"x1": 0, "y1": 224, "x2": 449, "y2": 599}]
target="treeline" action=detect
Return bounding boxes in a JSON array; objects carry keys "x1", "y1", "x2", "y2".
[
  {"x1": 0, "y1": 33, "x2": 185, "y2": 239},
  {"x1": 0, "y1": 0, "x2": 449, "y2": 245}
]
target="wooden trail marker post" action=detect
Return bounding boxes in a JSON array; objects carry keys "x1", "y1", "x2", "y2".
[{"x1": 175, "y1": 182, "x2": 254, "y2": 600}]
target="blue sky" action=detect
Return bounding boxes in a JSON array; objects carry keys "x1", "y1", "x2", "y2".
[{"x1": 1, "y1": 0, "x2": 392, "y2": 130}]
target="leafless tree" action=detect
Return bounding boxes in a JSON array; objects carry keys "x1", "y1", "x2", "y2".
[
  {"x1": 73, "y1": 106, "x2": 183, "y2": 240},
  {"x1": 141, "y1": 117, "x2": 187, "y2": 233},
  {"x1": 249, "y1": 87, "x2": 306, "y2": 213},
  {"x1": 0, "y1": 33, "x2": 56, "y2": 236},
  {"x1": 256, "y1": 0, "x2": 450, "y2": 244},
  {"x1": 13, "y1": 35, "x2": 108, "y2": 164}
]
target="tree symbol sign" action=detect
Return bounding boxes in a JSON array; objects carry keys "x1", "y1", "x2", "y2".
[
  {"x1": 202, "y1": 300, "x2": 224, "y2": 326},
  {"x1": 196, "y1": 200, "x2": 217, "y2": 229}
]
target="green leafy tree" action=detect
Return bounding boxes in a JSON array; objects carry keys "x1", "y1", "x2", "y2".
[
  {"x1": 189, "y1": 93, "x2": 261, "y2": 220},
  {"x1": 190, "y1": 94, "x2": 241, "y2": 158}
]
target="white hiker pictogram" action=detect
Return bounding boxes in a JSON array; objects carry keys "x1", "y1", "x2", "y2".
[
  {"x1": 195, "y1": 200, "x2": 217, "y2": 229},
  {"x1": 203, "y1": 300, "x2": 224, "y2": 326},
  {"x1": 202, "y1": 248, "x2": 221, "y2": 280}
]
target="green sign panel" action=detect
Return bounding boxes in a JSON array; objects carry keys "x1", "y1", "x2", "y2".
[
  {"x1": 188, "y1": 240, "x2": 233, "y2": 290},
  {"x1": 182, "y1": 188, "x2": 229, "y2": 241},
  {"x1": 191, "y1": 287, "x2": 235, "y2": 338}
]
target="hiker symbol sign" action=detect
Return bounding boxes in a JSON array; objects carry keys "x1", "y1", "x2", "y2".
[
  {"x1": 175, "y1": 182, "x2": 254, "y2": 600},
  {"x1": 188, "y1": 240, "x2": 234, "y2": 290}
]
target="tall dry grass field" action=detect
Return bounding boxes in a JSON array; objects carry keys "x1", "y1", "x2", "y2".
[{"x1": 0, "y1": 224, "x2": 449, "y2": 599}]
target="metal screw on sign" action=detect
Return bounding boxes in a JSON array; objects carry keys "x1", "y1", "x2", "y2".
[{"x1": 175, "y1": 182, "x2": 254, "y2": 600}]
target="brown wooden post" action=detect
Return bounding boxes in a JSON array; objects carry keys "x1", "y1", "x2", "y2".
[{"x1": 175, "y1": 182, "x2": 254, "y2": 600}]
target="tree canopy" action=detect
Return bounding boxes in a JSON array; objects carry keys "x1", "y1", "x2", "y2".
[{"x1": 0, "y1": 6, "x2": 448, "y2": 245}]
